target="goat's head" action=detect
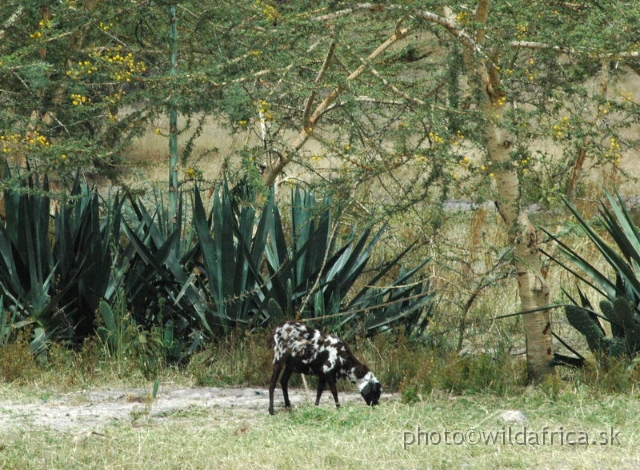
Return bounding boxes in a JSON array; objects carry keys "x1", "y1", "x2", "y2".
[{"x1": 358, "y1": 371, "x2": 381, "y2": 406}]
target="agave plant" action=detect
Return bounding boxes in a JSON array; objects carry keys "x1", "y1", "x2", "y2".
[
  {"x1": 0, "y1": 169, "x2": 202, "y2": 359},
  {"x1": 116, "y1": 189, "x2": 209, "y2": 360},
  {"x1": 53, "y1": 176, "x2": 125, "y2": 341},
  {"x1": 543, "y1": 192, "x2": 640, "y2": 363},
  {"x1": 263, "y1": 187, "x2": 433, "y2": 337},
  {"x1": 0, "y1": 168, "x2": 120, "y2": 348},
  {"x1": 190, "y1": 181, "x2": 273, "y2": 332},
  {"x1": 338, "y1": 262, "x2": 434, "y2": 339},
  {"x1": 0, "y1": 171, "x2": 433, "y2": 358}
]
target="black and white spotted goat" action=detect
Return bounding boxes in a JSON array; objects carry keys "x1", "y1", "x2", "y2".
[{"x1": 268, "y1": 321, "x2": 381, "y2": 415}]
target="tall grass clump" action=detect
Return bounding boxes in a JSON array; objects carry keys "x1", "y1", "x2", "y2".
[
  {"x1": 186, "y1": 329, "x2": 273, "y2": 387},
  {"x1": 0, "y1": 330, "x2": 39, "y2": 383}
]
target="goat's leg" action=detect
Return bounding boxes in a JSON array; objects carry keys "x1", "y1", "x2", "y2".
[
  {"x1": 268, "y1": 362, "x2": 282, "y2": 415},
  {"x1": 327, "y1": 376, "x2": 340, "y2": 408},
  {"x1": 280, "y1": 367, "x2": 293, "y2": 409},
  {"x1": 315, "y1": 376, "x2": 326, "y2": 405}
]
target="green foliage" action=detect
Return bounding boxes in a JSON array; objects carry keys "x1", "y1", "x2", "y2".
[
  {"x1": 265, "y1": 187, "x2": 433, "y2": 337},
  {"x1": 0, "y1": 2, "x2": 152, "y2": 180},
  {"x1": 0, "y1": 168, "x2": 121, "y2": 351},
  {"x1": 119, "y1": 190, "x2": 206, "y2": 358},
  {"x1": 565, "y1": 305, "x2": 606, "y2": 355},
  {"x1": 4, "y1": 1, "x2": 638, "y2": 205},
  {"x1": 187, "y1": 182, "x2": 434, "y2": 336},
  {"x1": 0, "y1": 174, "x2": 433, "y2": 360},
  {"x1": 191, "y1": 182, "x2": 272, "y2": 332},
  {"x1": 0, "y1": 170, "x2": 205, "y2": 360},
  {"x1": 547, "y1": 192, "x2": 640, "y2": 363}
]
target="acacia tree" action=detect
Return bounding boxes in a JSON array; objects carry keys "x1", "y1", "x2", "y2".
[
  {"x1": 0, "y1": 2, "x2": 147, "y2": 183},
  {"x1": 458, "y1": 0, "x2": 639, "y2": 379},
  {"x1": 203, "y1": 1, "x2": 640, "y2": 380}
]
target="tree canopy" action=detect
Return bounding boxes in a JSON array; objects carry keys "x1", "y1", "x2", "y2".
[{"x1": 1, "y1": 1, "x2": 638, "y2": 198}]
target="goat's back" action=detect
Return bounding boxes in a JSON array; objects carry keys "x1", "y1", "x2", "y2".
[
  {"x1": 271, "y1": 322, "x2": 367, "y2": 380},
  {"x1": 272, "y1": 321, "x2": 324, "y2": 363}
]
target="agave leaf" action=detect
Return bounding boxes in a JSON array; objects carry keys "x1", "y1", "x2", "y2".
[
  {"x1": 193, "y1": 187, "x2": 222, "y2": 302},
  {"x1": 326, "y1": 225, "x2": 383, "y2": 295},
  {"x1": 29, "y1": 326, "x2": 50, "y2": 362},
  {"x1": 565, "y1": 305, "x2": 606, "y2": 354},
  {"x1": 0, "y1": 225, "x2": 24, "y2": 298},
  {"x1": 193, "y1": 185, "x2": 253, "y2": 328},
  {"x1": 232, "y1": 202, "x2": 257, "y2": 301},
  {"x1": 0, "y1": 296, "x2": 12, "y2": 346},
  {"x1": 99, "y1": 300, "x2": 117, "y2": 334},
  {"x1": 266, "y1": 193, "x2": 288, "y2": 269},
  {"x1": 348, "y1": 242, "x2": 420, "y2": 307},
  {"x1": 215, "y1": 183, "x2": 236, "y2": 305},
  {"x1": 540, "y1": 227, "x2": 618, "y2": 300},
  {"x1": 267, "y1": 298, "x2": 284, "y2": 323},
  {"x1": 250, "y1": 190, "x2": 275, "y2": 275},
  {"x1": 603, "y1": 191, "x2": 640, "y2": 264},
  {"x1": 122, "y1": 222, "x2": 180, "y2": 283},
  {"x1": 561, "y1": 196, "x2": 640, "y2": 299},
  {"x1": 364, "y1": 290, "x2": 434, "y2": 331},
  {"x1": 549, "y1": 194, "x2": 640, "y2": 365}
]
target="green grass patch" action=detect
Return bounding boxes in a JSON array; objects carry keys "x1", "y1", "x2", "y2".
[{"x1": 1, "y1": 389, "x2": 638, "y2": 469}]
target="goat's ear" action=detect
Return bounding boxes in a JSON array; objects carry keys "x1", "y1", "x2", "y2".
[
  {"x1": 361, "y1": 381, "x2": 382, "y2": 406},
  {"x1": 360, "y1": 383, "x2": 373, "y2": 399},
  {"x1": 361, "y1": 383, "x2": 379, "y2": 405}
]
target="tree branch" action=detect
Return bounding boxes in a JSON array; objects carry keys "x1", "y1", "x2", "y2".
[
  {"x1": 366, "y1": 62, "x2": 424, "y2": 105},
  {"x1": 510, "y1": 40, "x2": 640, "y2": 59},
  {"x1": 303, "y1": 40, "x2": 336, "y2": 129},
  {"x1": 0, "y1": 6, "x2": 24, "y2": 41},
  {"x1": 312, "y1": 4, "x2": 407, "y2": 22},
  {"x1": 263, "y1": 25, "x2": 412, "y2": 186},
  {"x1": 413, "y1": 10, "x2": 478, "y2": 53}
]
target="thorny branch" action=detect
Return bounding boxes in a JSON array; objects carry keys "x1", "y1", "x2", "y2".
[{"x1": 263, "y1": 25, "x2": 412, "y2": 186}]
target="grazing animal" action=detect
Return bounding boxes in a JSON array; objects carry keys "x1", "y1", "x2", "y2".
[{"x1": 268, "y1": 321, "x2": 381, "y2": 415}]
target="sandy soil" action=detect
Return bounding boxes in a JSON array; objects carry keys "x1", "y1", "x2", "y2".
[{"x1": 0, "y1": 386, "x2": 397, "y2": 433}]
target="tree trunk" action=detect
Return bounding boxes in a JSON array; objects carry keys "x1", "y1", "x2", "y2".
[
  {"x1": 168, "y1": 4, "x2": 179, "y2": 233},
  {"x1": 475, "y1": 0, "x2": 553, "y2": 382},
  {"x1": 482, "y1": 101, "x2": 553, "y2": 381}
]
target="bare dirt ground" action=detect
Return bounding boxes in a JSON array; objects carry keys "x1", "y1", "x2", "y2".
[{"x1": 0, "y1": 386, "x2": 398, "y2": 433}]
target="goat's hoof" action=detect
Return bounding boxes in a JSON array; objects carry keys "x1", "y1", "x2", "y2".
[{"x1": 268, "y1": 409, "x2": 275, "y2": 416}]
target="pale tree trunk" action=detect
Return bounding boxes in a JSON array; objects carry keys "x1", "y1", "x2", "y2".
[
  {"x1": 474, "y1": 0, "x2": 553, "y2": 381},
  {"x1": 485, "y1": 110, "x2": 553, "y2": 381}
]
